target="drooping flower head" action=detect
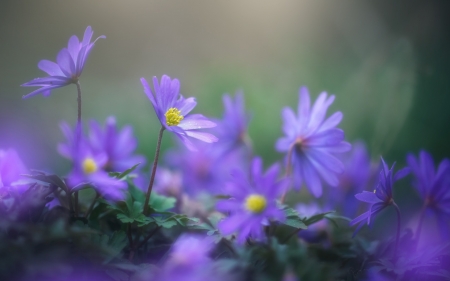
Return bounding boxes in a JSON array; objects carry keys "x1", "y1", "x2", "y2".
[
  {"x1": 214, "y1": 91, "x2": 252, "y2": 155},
  {"x1": 407, "y1": 151, "x2": 450, "y2": 238},
  {"x1": 22, "y1": 26, "x2": 105, "y2": 99},
  {"x1": 141, "y1": 75, "x2": 218, "y2": 151},
  {"x1": 350, "y1": 157, "x2": 409, "y2": 234},
  {"x1": 217, "y1": 157, "x2": 288, "y2": 243},
  {"x1": 88, "y1": 116, "x2": 146, "y2": 172},
  {"x1": 59, "y1": 123, "x2": 126, "y2": 201},
  {"x1": 276, "y1": 87, "x2": 351, "y2": 197}
]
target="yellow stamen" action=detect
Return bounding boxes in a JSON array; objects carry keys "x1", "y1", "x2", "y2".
[
  {"x1": 82, "y1": 158, "x2": 98, "y2": 174},
  {"x1": 245, "y1": 194, "x2": 267, "y2": 213},
  {"x1": 165, "y1": 107, "x2": 184, "y2": 126}
]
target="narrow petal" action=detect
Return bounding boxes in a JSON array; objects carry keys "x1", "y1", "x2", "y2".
[
  {"x1": 317, "y1": 111, "x2": 343, "y2": 133},
  {"x1": 176, "y1": 97, "x2": 197, "y2": 116},
  {"x1": 275, "y1": 137, "x2": 293, "y2": 152},
  {"x1": 306, "y1": 128, "x2": 345, "y2": 147},
  {"x1": 38, "y1": 60, "x2": 64, "y2": 76},
  {"x1": 394, "y1": 167, "x2": 410, "y2": 181},
  {"x1": 308, "y1": 92, "x2": 334, "y2": 132},
  {"x1": 22, "y1": 85, "x2": 62, "y2": 99},
  {"x1": 297, "y1": 86, "x2": 311, "y2": 128},
  {"x1": 56, "y1": 48, "x2": 75, "y2": 77},
  {"x1": 178, "y1": 114, "x2": 216, "y2": 130},
  {"x1": 281, "y1": 107, "x2": 298, "y2": 136},
  {"x1": 355, "y1": 191, "x2": 381, "y2": 203},
  {"x1": 184, "y1": 131, "x2": 218, "y2": 143},
  {"x1": 81, "y1": 26, "x2": 93, "y2": 47},
  {"x1": 67, "y1": 35, "x2": 81, "y2": 62}
]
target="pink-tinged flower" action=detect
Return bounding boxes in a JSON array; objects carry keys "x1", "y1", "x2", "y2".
[
  {"x1": 22, "y1": 26, "x2": 105, "y2": 99},
  {"x1": 407, "y1": 151, "x2": 450, "y2": 238},
  {"x1": 217, "y1": 157, "x2": 288, "y2": 244},
  {"x1": 59, "y1": 123, "x2": 126, "y2": 201},
  {"x1": 88, "y1": 116, "x2": 146, "y2": 172},
  {"x1": 141, "y1": 75, "x2": 218, "y2": 151},
  {"x1": 276, "y1": 87, "x2": 351, "y2": 197},
  {"x1": 350, "y1": 158, "x2": 409, "y2": 234}
]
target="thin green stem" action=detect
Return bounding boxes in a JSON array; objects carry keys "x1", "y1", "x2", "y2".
[
  {"x1": 392, "y1": 201, "x2": 402, "y2": 260},
  {"x1": 75, "y1": 81, "x2": 82, "y2": 125},
  {"x1": 74, "y1": 81, "x2": 82, "y2": 217},
  {"x1": 143, "y1": 126, "x2": 165, "y2": 215}
]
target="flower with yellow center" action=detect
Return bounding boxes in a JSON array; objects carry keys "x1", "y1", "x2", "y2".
[
  {"x1": 245, "y1": 194, "x2": 267, "y2": 214},
  {"x1": 165, "y1": 107, "x2": 184, "y2": 126},
  {"x1": 82, "y1": 158, "x2": 98, "y2": 174}
]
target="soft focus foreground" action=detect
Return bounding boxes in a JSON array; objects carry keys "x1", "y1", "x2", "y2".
[{"x1": 1, "y1": 1, "x2": 450, "y2": 281}]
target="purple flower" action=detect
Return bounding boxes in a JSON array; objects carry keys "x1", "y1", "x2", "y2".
[
  {"x1": 276, "y1": 87, "x2": 351, "y2": 197},
  {"x1": 350, "y1": 158, "x2": 409, "y2": 233},
  {"x1": 141, "y1": 75, "x2": 218, "y2": 151},
  {"x1": 22, "y1": 26, "x2": 105, "y2": 99},
  {"x1": 214, "y1": 91, "x2": 251, "y2": 154},
  {"x1": 407, "y1": 151, "x2": 450, "y2": 238},
  {"x1": 59, "y1": 123, "x2": 126, "y2": 201},
  {"x1": 217, "y1": 157, "x2": 288, "y2": 243},
  {"x1": 88, "y1": 116, "x2": 145, "y2": 172},
  {"x1": 157, "y1": 235, "x2": 227, "y2": 281}
]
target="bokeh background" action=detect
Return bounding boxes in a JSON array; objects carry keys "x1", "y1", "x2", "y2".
[{"x1": 1, "y1": 0, "x2": 449, "y2": 177}]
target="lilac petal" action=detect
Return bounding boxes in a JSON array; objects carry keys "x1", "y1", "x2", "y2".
[
  {"x1": 38, "y1": 60, "x2": 64, "y2": 76},
  {"x1": 218, "y1": 215, "x2": 247, "y2": 235},
  {"x1": 394, "y1": 167, "x2": 410, "y2": 181},
  {"x1": 22, "y1": 76, "x2": 71, "y2": 86},
  {"x1": 81, "y1": 26, "x2": 93, "y2": 47},
  {"x1": 176, "y1": 97, "x2": 197, "y2": 116},
  {"x1": 56, "y1": 48, "x2": 76, "y2": 77},
  {"x1": 420, "y1": 151, "x2": 435, "y2": 185},
  {"x1": 308, "y1": 92, "x2": 334, "y2": 132},
  {"x1": 323, "y1": 141, "x2": 351, "y2": 153},
  {"x1": 275, "y1": 137, "x2": 293, "y2": 152},
  {"x1": 216, "y1": 199, "x2": 241, "y2": 212},
  {"x1": 159, "y1": 75, "x2": 172, "y2": 110},
  {"x1": 152, "y1": 76, "x2": 162, "y2": 106},
  {"x1": 251, "y1": 157, "x2": 263, "y2": 183},
  {"x1": 178, "y1": 114, "x2": 216, "y2": 130},
  {"x1": 317, "y1": 111, "x2": 343, "y2": 133},
  {"x1": 90, "y1": 172, "x2": 126, "y2": 201},
  {"x1": 22, "y1": 85, "x2": 62, "y2": 99},
  {"x1": 355, "y1": 191, "x2": 381, "y2": 203},
  {"x1": 367, "y1": 202, "x2": 384, "y2": 225},
  {"x1": 185, "y1": 131, "x2": 218, "y2": 143},
  {"x1": 306, "y1": 149, "x2": 344, "y2": 174},
  {"x1": 297, "y1": 86, "x2": 311, "y2": 128},
  {"x1": 281, "y1": 107, "x2": 298, "y2": 136},
  {"x1": 349, "y1": 210, "x2": 370, "y2": 226},
  {"x1": 167, "y1": 78, "x2": 181, "y2": 109},
  {"x1": 300, "y1": 158, "x2": 322, "y2": 197},
  {"x1": 306, "y1": 128, "x2": 344, "y2": 147},
  {"x1": 176, "y1": 134, "x2": 197, "y2": 151},
  {"x1": 141, "y1": 78, "x2": 157, "y2": 106},
  {"x1": 67, "y1": 35, "x2": 80, "y2": 62}
]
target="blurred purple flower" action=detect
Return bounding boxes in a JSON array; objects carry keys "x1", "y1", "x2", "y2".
[
  {"x1": 276, "y1": 87, "x2": 351, "y2": 197},
  {"x1": 88, "y1": 116, "x2": 145, "y2": 172},
  {"x1": 141, "y1": 75, "x2": 217, "y2": 151},
  {"x1": 407, "y1": 151, "x2": 450, "y2": 238},
  {"x1": 22, "y1": 26, "x2": 105, "y2": 99},
  {"x1": 217, "y1": 157, "x2": 288, "y2": 243},
  {"x1": 0, "y1": 149, "x2": 27, "y2": 187},
  {"x1": 59, "y1": 123, "x2": 126, "y2": 201},
  {"x1": 350, "y1": 158, "x2": 409, "y2": 234},
  {"x1": 153, "y1": 167, "x2": 183, "y2": 197},
  {"x1": 296, "y1": 202, "x2": 329, "y2": 244},
  {"x1": 326, "y1": 141, "x2": 373, "y2": 217},
  {"x1": 157, "y1": 235, "x2": 227, "y2": 281},
  {"x1": 214, "y1": 91, "x2": 251, "y2": 155}
]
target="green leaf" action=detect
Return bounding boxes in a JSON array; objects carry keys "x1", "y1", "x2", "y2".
[
  {"x1": 22, "y1": 173, "x2": 67, "y2": 191},
  {"x1": 116, "y1": 163, "x2": 141, "y2": 179},
  {"x1": 304, "y1": 211, "x2": 335, "y2": 226},
  {"x1": 284, "y1": 218, "x2": 307, "y2": 229},
  {"x1": 149, "y1": 192, "x2": 176, "y2": 212}
]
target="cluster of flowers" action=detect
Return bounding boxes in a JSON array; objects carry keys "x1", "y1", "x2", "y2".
[{"x1": 0, "y1": 26, "x2": 447, "y2": 280}]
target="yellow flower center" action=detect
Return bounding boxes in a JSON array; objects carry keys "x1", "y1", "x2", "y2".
[
  {"x1": 245, "y1": 194, "x2": 267, "y2": 213},
  {"x1": 165, "y1": 107, "x2": 184, "y2": 126},
  {"x1": 82, "y1": 158, "x2": 98, "y2": 174}
]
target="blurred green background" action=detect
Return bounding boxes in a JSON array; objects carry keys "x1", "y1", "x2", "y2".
[{"x1": 1, "y1": 0, "x2": 449, "y2": 175}]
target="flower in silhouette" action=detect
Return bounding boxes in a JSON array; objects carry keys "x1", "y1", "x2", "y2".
[
  {"x1": 217, "y1": 157, "x2": 288, "y2": 243},
  {"x1": 276, "y1": 86, "x2": 351, "y2": 197},
  {"x1": 350, "y1": 157, "x2": 409, "y2": 234},
  {"x1": 22, "y1": 26, "x2": 105, "y2": 99},
  {"x1": 141, "y1": 75, "x2": 217, "y2": 151}
]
